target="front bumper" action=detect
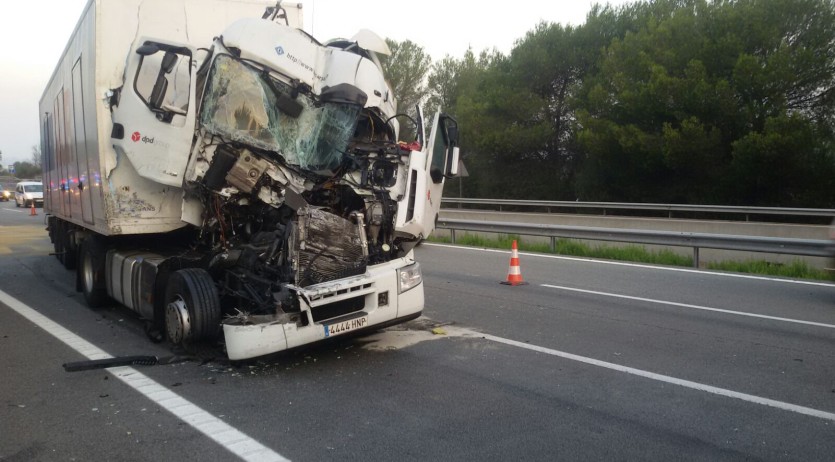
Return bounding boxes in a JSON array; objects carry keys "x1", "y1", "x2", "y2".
[
  {"x1": 222, "y1": 258, "x2": 424, "y2": 360},
  {"x1": 20, "y1": 197, "x2": 43, "y2": 206}
]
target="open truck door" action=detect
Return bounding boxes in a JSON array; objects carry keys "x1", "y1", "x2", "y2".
[
  {"x1": 109, "y1": 39, "x2": 198, "y2": 187},
  {"x1": 395, "y1": 111, "x2": 460, "y2": 241}
]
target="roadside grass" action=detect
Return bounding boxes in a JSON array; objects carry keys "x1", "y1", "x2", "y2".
[
  {"x1": 427, "y1": 233, "x2": 832, "y2": 281},
  {"x1": 705, "y1": 260, "x2": 831, "y2": 281}
]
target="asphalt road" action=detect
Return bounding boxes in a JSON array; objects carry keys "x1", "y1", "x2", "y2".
[{"x1": 1, "y1": 199, "x2": 834, "y2": 461}]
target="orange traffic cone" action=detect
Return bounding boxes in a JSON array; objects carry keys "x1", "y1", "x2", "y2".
[
  {"x1": 500, "y1": 240, "x2": 528, "y2": 286},
  {"x1": 30, "y1": 202, "x2": 37, "y2": 216}
]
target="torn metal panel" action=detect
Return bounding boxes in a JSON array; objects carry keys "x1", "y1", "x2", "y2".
[{"x1": 225, "y1": 150, "x2": 269, "y2": 194}]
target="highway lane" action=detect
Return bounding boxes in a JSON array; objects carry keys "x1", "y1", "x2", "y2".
[
  {"x1": 1, "y1": 203, "x2": 834, "y2": 461},
  {"x1": 420, "y1": 243, "x2": 835, "y2": 412}
]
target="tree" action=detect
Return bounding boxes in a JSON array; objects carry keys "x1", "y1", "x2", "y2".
[
  {"x1": 12, "y1": 161, "x2": 41, "y2": 179},
  {"x1": 379, "y1": 39, "x2": 432, "y2": 141},
  {"x1": 575, "y1": 0, "x2": 835, "y2": 206},
  {"x1": 435, "y1": 20, "x2": 611, "y2": 200},
  {"x1": 31, "y1": 145, "x2": 42, "y2": 168}
]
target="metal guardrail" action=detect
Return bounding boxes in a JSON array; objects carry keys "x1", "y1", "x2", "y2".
[
  {"x1": 436, "y1": 218, "x2": 834, "y2": 268},
  {"x1": 442, "y1": 198, "x2": 835, "y2": 220}
]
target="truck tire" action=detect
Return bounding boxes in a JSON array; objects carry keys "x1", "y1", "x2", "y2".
[
  {"x1": 61, "y1": 224, "x2": 77, "y2": 270},
  {"x1": 53, "y1": 221, "x2": 66, "y2": 265},
  {"x1": 79, "y1": 236, "x2": 109, "y2": 308},
  {"x1": 164, "y1": 269, "x2": 221, "y2": 346}
]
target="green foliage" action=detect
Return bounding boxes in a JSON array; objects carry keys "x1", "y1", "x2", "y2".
[
  {"x1": 706, "y1": 259, "x2": 831, "y2": 280},
  {"x1": 12, "y1": 161, "x2": 40, "y2": 179},
  {"x1": 430, "y1": 234, "x2": 829, "y2": 280},
  {"x1": 574, "y1": 0, "x2": 835, "y2": 206},
  {"x1": 380, "y1": 39, "x2": 432, "y2": 141},
  {"x1": 423, "y1": 0, "x2": 835, "y2": 207},
  {"x1": 429, "y1": 233, "x2": 693, "y2": 266}
]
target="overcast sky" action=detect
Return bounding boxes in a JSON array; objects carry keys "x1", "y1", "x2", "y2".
[{"x1": 0, "y1": 0, "x2": 629, "y2": 166}]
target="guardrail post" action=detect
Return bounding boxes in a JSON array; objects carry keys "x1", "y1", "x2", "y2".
[
  {"x1": 693, "y1": 247, "x2": 700, "y2": 268},
  {"x1": 550, "y1": 237, "x2": 556, "y2": 252},
  {"x1": 450, "y1": 229, "x2": 456, "y2": 243}
]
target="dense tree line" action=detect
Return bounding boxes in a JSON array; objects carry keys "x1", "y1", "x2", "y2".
[{"x1": 384, "y1": 0, "x2": 835, "y2": 207}]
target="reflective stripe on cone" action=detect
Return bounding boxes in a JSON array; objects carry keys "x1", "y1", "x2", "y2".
[{"x1": 501, "y1": 240, "x2": 528, "y2": 286}]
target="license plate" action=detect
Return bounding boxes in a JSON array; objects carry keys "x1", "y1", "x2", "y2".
[{"x1": 324, "y1": 316, "x2": 369, "y2": 337}]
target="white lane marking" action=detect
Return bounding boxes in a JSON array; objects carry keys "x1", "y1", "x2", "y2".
[
  {"x1": 2, "y1": 208, "x2": 25, "y2": 213},
  {"x1": 444, "y1": 325, "x2": 835, "y2": 422},
  {"x1": 542, "y1": 284, "x2": 835, "y2": 329},
  {"x1": 423, "y1": 243, "x2": 835, "y2": 288},
  {"x1": 0, "y1": 289, "x2": 289, "y2": 462}
]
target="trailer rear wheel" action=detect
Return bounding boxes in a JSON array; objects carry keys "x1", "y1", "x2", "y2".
[
  {"x1": 52, "y1": 221, "x2": 77, "y2": 269},
  {"x1": 80, "y1": 236, "x2": 109, "y2": 308},
  {"x1": 61, "y1": 224, "x2": 77, "y2": 270},
  {"x1": 164, "y1": 269, "x2": 221, "y2": 346},
  {"x1": 53, "y1": 221, "x2": 65, "y2": 265}
]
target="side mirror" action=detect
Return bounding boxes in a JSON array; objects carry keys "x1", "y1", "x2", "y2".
[
  {"x1": 276, "y1": 93, "x2": 303, "y2": 118},
  {"x1": 160, "y1": 52, "x2": 178, "y2": 73},
  {"x1": 440, "y1": 115, "x2": 460, "y2": 178},
  {"x1": 136, "y1": 43, "x2": 160, "y2": 56},
  {"x1": 320, "y1": 84, "x2": 368, "y2": 106},
  {"x1": 447, "y1": 147, "x2": 460, "y2": 177}
]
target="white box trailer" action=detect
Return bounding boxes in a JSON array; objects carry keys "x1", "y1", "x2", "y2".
[{"x1": 40, "y1": 0, "x2": 460, "y2": 360}]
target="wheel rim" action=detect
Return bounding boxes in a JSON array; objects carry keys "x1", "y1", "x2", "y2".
[{"x1": 166, "y1": 295, "x2": 191, "y2": 344}]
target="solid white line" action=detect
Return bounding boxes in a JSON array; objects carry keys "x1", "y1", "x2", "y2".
[
  {"x1": 541, "y1": 284, "x2": 835, "y2": 329},
  {"x1": 1, "y1": 208, "x2": 25, "y2": 213},
  {"x1": 423, "y1": 243, "x2": 835, "y2": 288},
  {"x1": 445, "y1": 326, "x2": 835, "y2": 422},
  {"x1": 0, "y1": 289, "x2": 289, "y2": 462}
]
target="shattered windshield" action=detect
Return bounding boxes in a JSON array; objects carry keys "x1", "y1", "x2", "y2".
[{"x1": 200, "y1": 54, "x2": 360, "y2": 171}]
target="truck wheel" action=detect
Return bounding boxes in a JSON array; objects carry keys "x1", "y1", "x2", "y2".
[
  {"x1": 54, "y1": 221, "x2": 66, "y2": 265},
  {"x1": 61, "y1": 225, "x2": 77, "y2": 270},
  {"x1": 164, "y1": 269, "x2": 221, "y2": 346},
  {"x1": 80, "y1": 236, "x2": 109, "y2": 308}
]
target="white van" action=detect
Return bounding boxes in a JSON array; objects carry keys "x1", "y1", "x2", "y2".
[{"x1": 14, "y1": 181, "x2": 44, "y2": 208}]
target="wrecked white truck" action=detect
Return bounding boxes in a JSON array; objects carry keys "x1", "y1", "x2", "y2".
[{"x1": 40, "y1": 0, "x2": 459, "y2": 360}]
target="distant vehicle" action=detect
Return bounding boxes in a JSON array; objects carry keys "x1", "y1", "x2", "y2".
[
  {"x1": 14, "y1": 181, "x2": 43, "y2": 208},
  {"x1": 0, "y1": 186, "x2": 10, "y2": 201}
]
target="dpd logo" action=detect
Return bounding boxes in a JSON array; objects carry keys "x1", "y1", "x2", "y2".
[{"x1": 131, "y1": 131, "x2": 141, "y2": 142}]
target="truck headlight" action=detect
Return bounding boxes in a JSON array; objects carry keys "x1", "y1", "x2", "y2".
[{"x1": 398, "y1": 262, "x2": 422, "y2": 294}]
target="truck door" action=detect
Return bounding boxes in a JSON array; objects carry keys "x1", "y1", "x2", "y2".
[
  {"x1": 110, "y1": 39, "x2": 197, "y2": 187},
  {"x1": 422, "y1": 112, "x2": 446, "y2": 237},
  {"x1": 395, "y1": 111, "x2": 460, "y2": 239},
  {"x1": 422, "y1": 112, "x2": 460, "y2": 237}
]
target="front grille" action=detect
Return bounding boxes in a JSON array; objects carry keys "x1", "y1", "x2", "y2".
[{"x1": 311, "y1": 295, "x2": 365, "y2": 323}]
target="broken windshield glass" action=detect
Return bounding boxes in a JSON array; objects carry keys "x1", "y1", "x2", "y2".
[{"x1": 200, "y1": 54, "x2": 361, "y2": 171}]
